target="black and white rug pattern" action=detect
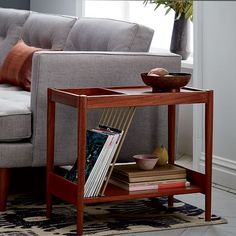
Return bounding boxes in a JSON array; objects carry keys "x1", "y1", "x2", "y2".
[{"x1": 0, "y1": 194, "x2": 227, "y2": 236}]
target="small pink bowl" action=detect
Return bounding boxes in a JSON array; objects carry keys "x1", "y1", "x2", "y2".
[{"x1": 133, "y1": 154, "x2": 158, "y2": 170}]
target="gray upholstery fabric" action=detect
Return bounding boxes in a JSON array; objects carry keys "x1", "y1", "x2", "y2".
[
  {"x1": 0, "y1": 143, "x2": 32, "y2": 167},
  {"x1": 0, "y1": 85, "x2": 31, "y2": 141},
  {"x1": 30, "y1": 51, "x2": 181, "y2": 166},
  {"x1": 0, "y1": 8, "x2": 29, "y2": 64},
  {"x1": 64, "y1": 17, "x2": 154, "y2": 52},
  {"x1": 0, "y1": 8, "x2": 181, "y2": 172},
  {"x1": 21, "y1": 12, "x2": 76, "y2": 49}
]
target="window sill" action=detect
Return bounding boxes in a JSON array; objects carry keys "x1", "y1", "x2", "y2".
[{"x1": 181, "y1": 57, "x2": 193, "y2": 69}]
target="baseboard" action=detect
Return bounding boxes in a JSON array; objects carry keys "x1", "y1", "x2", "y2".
[{"x1": 200, "y1": 154, "x2": 236, "y2": 190}]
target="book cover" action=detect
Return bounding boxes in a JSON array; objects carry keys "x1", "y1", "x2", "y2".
[
  {"x1": 65, "y1": 130, "x2": 108, "y2": 182},
  {"x1": 110, "y1": 176, "x2": 187, "y2": 187},
  {"x1": 84, "y1": 134, "x2": 114, "y2": 197},
  {"x1": 111, "y1": 172, "x2": 187, "y2": 183},
  {"x1": 109, "y1": 177, "x2": 190, "y2": 191},
  {"x1": 85, "y1": 130, "x2": 110, "y2": 181},
  {"x1": 112, "y1": 163, "x2": 186, "y2": 178},
  {"x1": 93, "y1": 131, "x2": 123, "y2": 196},
  {"x1": 85, "y1": 126, "x2": 123, "y2": 197},
  {"x1": 84, "y1": 126, "x2": 123, "y2": 197}
]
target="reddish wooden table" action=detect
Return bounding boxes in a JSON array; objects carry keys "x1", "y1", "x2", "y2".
[{"x1": 46, "y1": 86, "x2": 213, "y2": 236}]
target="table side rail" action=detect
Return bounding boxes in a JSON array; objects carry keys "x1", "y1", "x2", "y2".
[
  {"x1": 87, "y1": 92, "x2": 209, "y2": 108},
  {"x1": 49, "y1": 173, "x2": 77, "y2": 206},
  {"x1": 173, "y1": 164, "x2": 206, "y2": 193},
  {"x1": 48, "y1": 172, "x2": 204, "y2": 205},
  {"x1": 84, "y1": 184, "x2": 203, "y2": 204},
  {"x1": 106, "y1": 86, "x2": 211, "y2": 92},
  {"x1": 50, "y1": 88, "x2": 81, "y2": 107},
  {"x1": 49, "y1": 88, "x2": 212, "y2": 109}
]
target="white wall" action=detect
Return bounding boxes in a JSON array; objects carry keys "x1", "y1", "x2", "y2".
[
  {"x1": 30, "y1": 0, "x2": 83, "y2": 16},
  {"x1": 0, "y1": 0, "x2": 30, "y2": 9},
  {"x1": 195, "y1": 1, "x2": 236, "y2": 189}
]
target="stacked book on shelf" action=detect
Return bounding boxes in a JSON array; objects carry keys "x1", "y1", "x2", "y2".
[
  {"x1": 65, "y1": 125, "x2": 123, "y2": 197},
  {"x1": 109, "y1": 163, "x2": 190, "y2": 191}
]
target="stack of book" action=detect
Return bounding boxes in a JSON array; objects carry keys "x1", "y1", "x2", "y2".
[
  {"x1": 65, "y1": 125, "x2": 123, "y2": 197},
  {"x1": 109, "y1": 163, "x2": 190, "y2": 191}
]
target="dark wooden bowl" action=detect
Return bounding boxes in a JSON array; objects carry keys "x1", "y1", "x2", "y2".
[{"x1": 141, "y1": 73, "x2": 191, "y2": 92}]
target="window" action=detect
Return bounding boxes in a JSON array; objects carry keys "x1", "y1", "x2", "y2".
[{"x1": 84, "y1": 1, "x2": 193, "y2": 53}]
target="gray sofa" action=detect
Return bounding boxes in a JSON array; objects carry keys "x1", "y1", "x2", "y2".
[{"x1": 0, "y1": 7, "x2": 181, "y2": 210}]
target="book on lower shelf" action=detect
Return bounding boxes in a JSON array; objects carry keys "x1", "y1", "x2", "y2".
[
  {"x1": 64, "y1": 125, "x2": 123, "y2": 198},
  {"x1": 111, "y1": 163, "x2": 187, "y2": 183},
  {"x1": 109, "y1": 176, "x2": 190, "y2": 191},
  {"x1": 84, "y1": 126, "x2": 123, "y2": 197},
  {"x1": 109, "y1": 163, "x2": 190, "y2": 191}
]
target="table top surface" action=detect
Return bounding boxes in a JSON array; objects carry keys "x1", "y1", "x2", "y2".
[
  {"x1": 48, "y1": 86, "x2": 213, "y2": 108},
  {"x1": 51, "y1": 85, "x2": 211, "y2": 97}
]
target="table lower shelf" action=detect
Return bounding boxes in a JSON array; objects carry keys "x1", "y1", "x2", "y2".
[{"x1": 48, "y1": 173, "x2": 204, "y2": 206}]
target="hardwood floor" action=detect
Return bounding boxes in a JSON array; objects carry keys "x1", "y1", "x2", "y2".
[
  {"x1": 128, "y1": 187, "x2": 236, "y2": 236},
  {"x1": 126, "y1": 157, "x2": 236, "y2": 236}
]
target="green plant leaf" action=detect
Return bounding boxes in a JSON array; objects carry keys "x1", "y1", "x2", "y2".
[
  {"x1": 143, "y1": 0, "x2": 193, "y2": 20},
  {"x1": 185, "y1": 5, "x2": 193, "y2": 21}
]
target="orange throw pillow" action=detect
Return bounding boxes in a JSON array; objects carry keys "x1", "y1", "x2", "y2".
[{"x1": 0, "y1": 40, "x2": 43, "y2": 91}]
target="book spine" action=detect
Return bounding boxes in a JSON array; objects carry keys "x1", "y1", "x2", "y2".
[
  {"x1": 112, "y1": 173, "x2": 187, "y2": 183},
  {"x1": 110, "y1": 176, "x2": 186, "y2": 187},
  {"x1": 94, "y1": 132, "x2": 123, "y2": 196},
  {"x1": 110, "y1": 179, "x2": 190, "y2": 191},
  {"x1": 157, "y1": 181, "x2": 190, "y2": 190},
  {"x1": 130, "y1": 181, "x2": 190, "y2": 191},
  {"x1": 88, "y1": 134, "x2": 117, "y2": 197},
  {"x1": 84, "y1": 135, "x2": 112, "y2": 197},
  {"x1": 85, "y1": 127, "x2": 123, "y2": 197}
]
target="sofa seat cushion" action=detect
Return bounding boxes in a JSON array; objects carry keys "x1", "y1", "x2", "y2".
[{"x1": 0, "y1": 84, "x2": 31, "y2": 141}]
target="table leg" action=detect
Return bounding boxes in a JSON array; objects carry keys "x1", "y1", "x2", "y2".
[
  {"x1": 168, "y1": 104, "x2": 176, "y2": 207},
  {"x1": 77, "y1": 96, "x2": 87, "y2": 235},
  {"x1": 205, "y1": 91, "x2": 213, "y2": 221},
  {"x1": 0, "y1": 168, "x2": 10, "y2": 211},
  {"x1": 46, "y1": 89, "x2": 55, "y2": 219}
]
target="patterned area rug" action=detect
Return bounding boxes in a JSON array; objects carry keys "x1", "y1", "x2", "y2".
[{"x1": 0, "y1": 194, "x2": 227, "y2": 236}]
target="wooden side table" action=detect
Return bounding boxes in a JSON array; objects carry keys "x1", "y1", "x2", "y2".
[{"x1": 46, "y1": 86, "x2": 213, "y2": 236}]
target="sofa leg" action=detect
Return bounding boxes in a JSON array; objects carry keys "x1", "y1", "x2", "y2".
[{"x1": 0, "y1": 168, "x2": 10, "y2": 211}]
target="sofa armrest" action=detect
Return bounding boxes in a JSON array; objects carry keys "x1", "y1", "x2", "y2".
[{"x1": 30, "y1": 51, "x2": 181, "y2": 166}]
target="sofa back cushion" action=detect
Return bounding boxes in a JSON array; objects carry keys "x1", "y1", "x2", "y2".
[
  {"x1": 0, "y1": 8, "x2": 30, "y2": 65},
  {"x1": 21, "y1": 12, "x2": 76, "y2": 50},
  {"x1": 64, "y1": 17, "x2": 154, "y2": 52}
]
